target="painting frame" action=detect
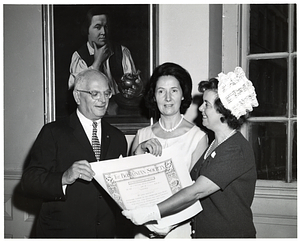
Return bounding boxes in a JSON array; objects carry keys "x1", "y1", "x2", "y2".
[{"x1": 42, "y1": 4, "x2": 158, "y2": 134}]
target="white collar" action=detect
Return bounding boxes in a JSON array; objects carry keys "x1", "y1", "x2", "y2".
[
  {"x1": 76, "y1": 109, "x2": 101, "y2": 126},
  {"x1": 87, "y1": 42, "x2": 94, "y2": 55}
]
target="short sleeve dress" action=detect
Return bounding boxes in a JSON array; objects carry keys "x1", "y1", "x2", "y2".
[
  {"x1": 137, "y1": 125, "x2": 207, "y2": 171},
  {"x1": 190, "y1": 131, "x2": 257, "y2": 238},
  {"x1": 135, "y1": 125, "x2": 207, "y2": 238}
]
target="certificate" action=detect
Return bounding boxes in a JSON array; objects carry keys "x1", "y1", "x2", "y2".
[{"x1": 91, "y1": 147, "x2": 202, "y2": 227}]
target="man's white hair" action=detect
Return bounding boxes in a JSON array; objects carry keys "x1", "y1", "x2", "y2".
[{"x1": 74, "y1": 69, "x2": 108, "y2": 90}]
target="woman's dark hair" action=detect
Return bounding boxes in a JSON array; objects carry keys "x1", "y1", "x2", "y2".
[
  {"x1": 144, "y1": 62, "x2": 193, "y2": 116},
  {"x1": 81, "y1": 7, "x2": 110, "y2": 37},
  {"x1": 198, "y1": 78, "x2": 247, "y2": 129}
]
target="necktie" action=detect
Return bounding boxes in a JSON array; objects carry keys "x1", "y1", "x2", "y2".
[{"x1": 92, "y1": 122, "x2": 101, "y2": 161}]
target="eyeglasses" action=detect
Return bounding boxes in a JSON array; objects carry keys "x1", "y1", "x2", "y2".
[{"x1": 76, "y1": 89, "x2": 112, "y2": 100}]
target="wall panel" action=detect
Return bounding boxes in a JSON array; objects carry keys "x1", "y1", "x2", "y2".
[{"x1": 252, "y1": 181, "x2": 297, "y2": 238}]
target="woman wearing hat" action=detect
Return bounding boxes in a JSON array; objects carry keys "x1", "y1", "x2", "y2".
[{"x1": 122, "y1": 67, "x2": 259, "y2": 238}]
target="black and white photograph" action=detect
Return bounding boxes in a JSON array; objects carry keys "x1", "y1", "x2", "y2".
[{"x1": 3, "y1": 3, "x2": 297, "y2": 239}]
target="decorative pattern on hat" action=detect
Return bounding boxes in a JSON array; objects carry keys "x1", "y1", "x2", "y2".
[{"x1": 217, "y1": 67, "x2": 259, "y2": 119}]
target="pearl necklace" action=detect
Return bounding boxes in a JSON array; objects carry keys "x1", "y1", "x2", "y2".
[
  {"x1": 204, "y1": 129, "x2": 237, "y2": 159},
  {"x1": 159, "y1": 114, "x2": 184, "y2": 132}
]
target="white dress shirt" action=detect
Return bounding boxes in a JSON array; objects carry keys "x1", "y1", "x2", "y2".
[
  {"x1": 76, "y1": 109, "x2": 101, "y2": 145},
  {"x1": 62, "y1": 109, "x2": 101, "y2": 194}
]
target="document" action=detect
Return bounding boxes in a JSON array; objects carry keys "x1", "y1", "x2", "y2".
[{"x1": 91, "y1": 147, "x2": 202, "y2": 227}]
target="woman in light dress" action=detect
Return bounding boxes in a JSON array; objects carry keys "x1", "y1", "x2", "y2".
[{"x1": 131, "y1": 62, "x2": 208, "y2": 238}]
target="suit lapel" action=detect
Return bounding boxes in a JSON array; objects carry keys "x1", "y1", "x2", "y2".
[
  {"x1": 100, "y1": 119, "x2": 110, "y2": 160},
  {"x1": 69, "y1": 112, "x2": 96, "y2": 161}
]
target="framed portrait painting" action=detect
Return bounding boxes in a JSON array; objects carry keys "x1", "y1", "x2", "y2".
[{"x1": 43, "y1": 4, "x2": 158, "y2": 134}]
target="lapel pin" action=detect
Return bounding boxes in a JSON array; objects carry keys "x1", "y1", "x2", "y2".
[{"x1": 211, "y1": 151, "x2": 216, "y2": 158}]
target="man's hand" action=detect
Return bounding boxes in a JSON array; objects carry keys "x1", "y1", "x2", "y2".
[
  {"x1": 62, "y1": 160, "x2": 95, "y2": 185},
  {"x1": 122, "y1": 205, "x2": 161, "y2": 225},
  {"x1": 92, "y1": 43, "x2": 111, "y2": 70}
]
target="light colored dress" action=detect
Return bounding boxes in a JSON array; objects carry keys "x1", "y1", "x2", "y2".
[{"x1": 135, "y1": 125, "x2": 207, "y2": 238}]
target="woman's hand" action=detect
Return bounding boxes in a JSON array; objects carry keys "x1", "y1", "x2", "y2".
[
  {"x1": 134, "y1": 138, "x2": 162, "y2": 156},
  {"x1": 122, "y1": 205, "x2": 161, "y2": 225},
  {"x1": 146, "y1": 224, "x2": 176, "y2": 236}
]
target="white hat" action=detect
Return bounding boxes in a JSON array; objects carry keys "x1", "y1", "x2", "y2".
[{"x1": 217, "y1": 67, "x2": 259, "y2": 119}]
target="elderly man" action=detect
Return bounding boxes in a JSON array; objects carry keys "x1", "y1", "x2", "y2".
[{"x1": 21, "y1": 70, "x2": 132, "y2": 238}]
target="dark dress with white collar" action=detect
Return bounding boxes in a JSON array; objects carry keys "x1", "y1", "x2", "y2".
[{"x1": 190, "y1": 131, "x2": 257, "y2": 238}]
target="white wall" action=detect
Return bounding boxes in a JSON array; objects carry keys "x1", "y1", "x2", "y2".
[
  {"x1": 4, "y1": 5, "x2": 44, "y2": 171},
  {"x1": 159, "y1": 4, "x2": 210, "y2": 123},
  {"x1": 4, "y1": 4, "x2": 44, "y2": 238}
]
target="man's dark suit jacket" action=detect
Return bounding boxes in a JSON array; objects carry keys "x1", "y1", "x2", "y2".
[{"x1": 21, "y1": 112, "x2": 130, "y2": 238}]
